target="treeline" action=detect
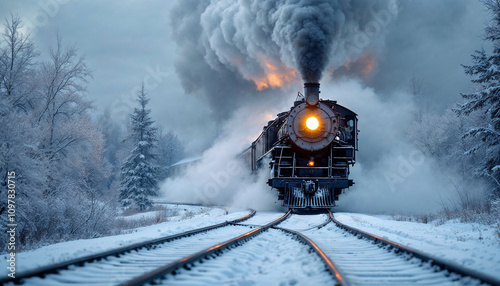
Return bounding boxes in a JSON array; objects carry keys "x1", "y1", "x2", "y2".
[
  {"x1": 0, "y1": 16, "x2": 183, "y2": 250},
  {"x1": 407, "y1": 1, "x2": 500, "y2": 221}
]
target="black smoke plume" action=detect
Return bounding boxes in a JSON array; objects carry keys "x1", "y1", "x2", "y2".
[{"x1": 170, "y1": 0, "x2": 394, "y2": 118}]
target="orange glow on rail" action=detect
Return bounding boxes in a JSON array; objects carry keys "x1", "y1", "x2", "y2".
[{"x1": 252, "y1": 55, "x2": 297, "y2": 91}]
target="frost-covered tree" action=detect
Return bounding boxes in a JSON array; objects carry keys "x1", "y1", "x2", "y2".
[
  {"x1": 97, "y1": 108, "x2": 128, "y2": 191},
  {"x1": 0, "y1": 14, "x2": 38, "y2": 110},
  {"x1": 408, "y1": 108, "x2": 484, "y2": 180},
  {"x1": 0, "y1": 18, "x2": 114, "y2": 249},
  {"x1": 119, "y1": 84, "x2": 160, "y2": 210},
  {"x1": 157, "y1": 126, "x2": 184, "y2": 181},
  {"x1": 35, "y1": 36, "x2": 95, "y2": 195},
  {"x1": 458, "y1": 0, "x2": 500, "y2": 194},
  {"x1": 22, "y1": 36, "x2": 113, "y2": 245},
  {"x1": 0, "y1": 15, "x2": 43, "y2": 249}
]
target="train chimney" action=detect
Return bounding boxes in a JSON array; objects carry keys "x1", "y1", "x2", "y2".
[{"x1": 304, "y1": 82, "x2": 320, "y2": 105}]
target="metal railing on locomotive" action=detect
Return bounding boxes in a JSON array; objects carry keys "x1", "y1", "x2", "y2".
[
  {"x1": 246, "y1": 82, "x2": 358, "y2": 208},
  {"x1": 273, "y1": 146, "x2": 350, "y2": 179},
  {"x1": 273, "y1": 96, "x2": 354, "y2": 179}
]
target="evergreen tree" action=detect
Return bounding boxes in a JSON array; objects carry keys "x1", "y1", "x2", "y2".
[
  {"x1": 119, "y1": 84, "x2": 160, "y2": 210},
  {"x1": 157, "y1": 126, "x2": 184, "y2": 181},
  {"x1": 458, "y1": 0, "x2": 500, "y2": 194}
]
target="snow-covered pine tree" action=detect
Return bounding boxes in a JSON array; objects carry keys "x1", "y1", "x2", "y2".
[
  {"x1": 119, "y1": 84, "x2": 160, "y2": 210},
  {"x1": 458, "y1": 0, "x2": 500, "y2": 194}
]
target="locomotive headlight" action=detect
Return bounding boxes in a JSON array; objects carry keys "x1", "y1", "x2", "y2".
[
  {"x1": 306, "y1": 93, "x2": 319, "y2": 105},
  {"x1": 306, "y1": 116, "x2": 319, "y2": 130}
]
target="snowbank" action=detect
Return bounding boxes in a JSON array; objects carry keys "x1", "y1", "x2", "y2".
[{"x1": 335, "y1": 212, "x2": 500, "y2": 279}]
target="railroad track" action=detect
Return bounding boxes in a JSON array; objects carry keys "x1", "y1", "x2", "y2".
[
  {"x1": 274, "y1": 211, "x2": 500, "y2": 286},
  {"x1": 121, "y1": 211, "x2": 292, "y2": 286},
  {"x1": 143, "y1": 211, "x2": 500, "y2": 286},
  {"x1": 149, "y1": 212, "x2": 335, "y2": 285},
  {"x1": 5, "y1": 210, "x2": 498, "y2": 285},
  {"x1": 0, "y1": 209, "x2": 264, "y2": 286}
]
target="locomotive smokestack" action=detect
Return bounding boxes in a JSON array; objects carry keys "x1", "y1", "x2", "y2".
[
  {"x1": 304, "y1": 82, "x2": 320, "y2": 105},
  {"x1": 304, "y1": 82, "x2": 320, "y2": 97}
]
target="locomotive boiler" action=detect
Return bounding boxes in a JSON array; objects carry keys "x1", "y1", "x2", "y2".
[{"x1": 243, "y1": 83, "x2": 358, "y2": 209}]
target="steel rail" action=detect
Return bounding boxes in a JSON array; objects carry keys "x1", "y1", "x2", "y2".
[
  {"x1": 292, "y1": 214, "x2": 331, "y2": 231},
  {"x1": 1, "y1": 209, "x2": 256, "y2": 285},
  {"x1": 329, "y1": 211, "x2": 500, "y2": 286},
  {"x1": 273, "y1": 225, "x2": 347, "y2": 286},
  {"x1": 120, "y1": 210, "x2": 292, "y2": 286}
]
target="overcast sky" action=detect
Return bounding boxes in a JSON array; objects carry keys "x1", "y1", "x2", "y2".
[{"x1": 0, "y1": 0, "x2": 490, "y2": 155}]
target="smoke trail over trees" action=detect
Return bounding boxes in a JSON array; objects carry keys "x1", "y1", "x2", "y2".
[{"x1": 170, "y1": 0, "x2": 395, "y2": 118}]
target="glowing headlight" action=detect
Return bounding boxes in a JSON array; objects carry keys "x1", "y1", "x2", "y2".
[
  {"x1": 335, "y1": 136, "x2": 341, "y2": 141},
  {"x1": 306, "y1": 116, "x2": 319, "y2": 130}
]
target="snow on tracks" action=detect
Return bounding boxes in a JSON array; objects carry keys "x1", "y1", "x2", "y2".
[
  {"x1": 334, "y1": 212, "x2": 500, "y2": 281},
  {"x1": 155, "y1": 228, "x2": 332, "y2": 285},
  {"x1": 241, "y1": 211, "x2": 289, "y2": 226},
  {"x1": 278, "y1": 213, "x2": 329, "y2": 231},
  {"x1": 303, "y1": 223, "x2": 461, "y2": 285},
  {"x1": 16, "y1": 225, "x2": 253, "y2": 286},
  {"x1": 0, "y1": 206, "x2": 250, "y2": 275},
  {"x1": 0, "y1": 206, "x2": 254, "y2": 285}
]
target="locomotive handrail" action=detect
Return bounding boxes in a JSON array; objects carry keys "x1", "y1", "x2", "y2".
[
  {"x1": 278, "y1": 146, "x2": 285, "y2": 177},
  {"x1": 256, "y1": 148, "x2": 274, "y2": 162},
  {"x1": 275, "y1": 176, "x2": 349, "y2": 180},
  {"x1": 278, "y1": 166, "x2": 344, "y2": 169},
  {"x1": 332, "y1": 146, "x2": 355, "y2": 149}
]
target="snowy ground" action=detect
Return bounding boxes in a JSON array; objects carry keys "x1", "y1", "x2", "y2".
[
  {"x1": 278, "y1": 213, "x2": 330, "y2": 230},
  {"x1": 2, "y1": 208, "x2": 498, "y2": 284},
  {"x1": 162, "y1": 228, "x2": 333, "y2": 286},
  {"x1": 0, "y1": 204, "x2": 250, "y2": 276},
  {"x1": 334, "y1": 212, "x2": 500, "y2": 280}
]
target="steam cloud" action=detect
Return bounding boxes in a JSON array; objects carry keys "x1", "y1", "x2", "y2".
[
  {"x1": 201, "y1": 0, "x2": 395, "y2": 82},
  {"x1": 160, "y1": 106, "x2": 285, "y2": 211},
  {"x1": 170, "y1": 0, "x2": 395, "y2": 120},
  {"x1": 166, "y1": 0, "x2": 478, "y2": 214},
  {"x1": 161, "y1": 78, "x2": 471, "y2": 214}
]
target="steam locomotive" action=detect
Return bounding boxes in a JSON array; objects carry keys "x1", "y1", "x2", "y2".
[{"x1": 242, "y1": 83, "x2": 358, "y2": 209}]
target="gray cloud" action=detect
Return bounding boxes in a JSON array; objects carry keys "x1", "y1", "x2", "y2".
[
  {"x1": 365, "y1": 0, "x2": 488, "y2": 111},
  {"x1": 0, "y1": 0, "x2": 489, "y2": 155},
  {"x1": 0, "y1": 0, "x2": 218, "y2": 154},
  {"x1": 170, "y1": 0, "x2": 394, "y2": 120}
]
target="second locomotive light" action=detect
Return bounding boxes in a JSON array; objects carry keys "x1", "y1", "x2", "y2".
[{"x1": 243, "y1": 83, "x2": 358, "y2": 209}]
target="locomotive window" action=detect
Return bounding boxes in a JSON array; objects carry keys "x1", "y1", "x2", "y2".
[
  {"x1": 345, "y1": 119, "x2": 354, "y2": 140},
  {"x1": 346, "y1": 119, "x2": 354, "y2": 132}
]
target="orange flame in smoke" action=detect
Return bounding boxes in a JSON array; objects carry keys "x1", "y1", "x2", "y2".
[
  {"x1": 358, "y1": 52, "x2": 376, "y2": 76},
  {"x1": 342, "y1": 52, "x2": 376, "y2": 77},
  {"x1": 251, "y1": 55, "x2": 298, "y2": 91}
]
